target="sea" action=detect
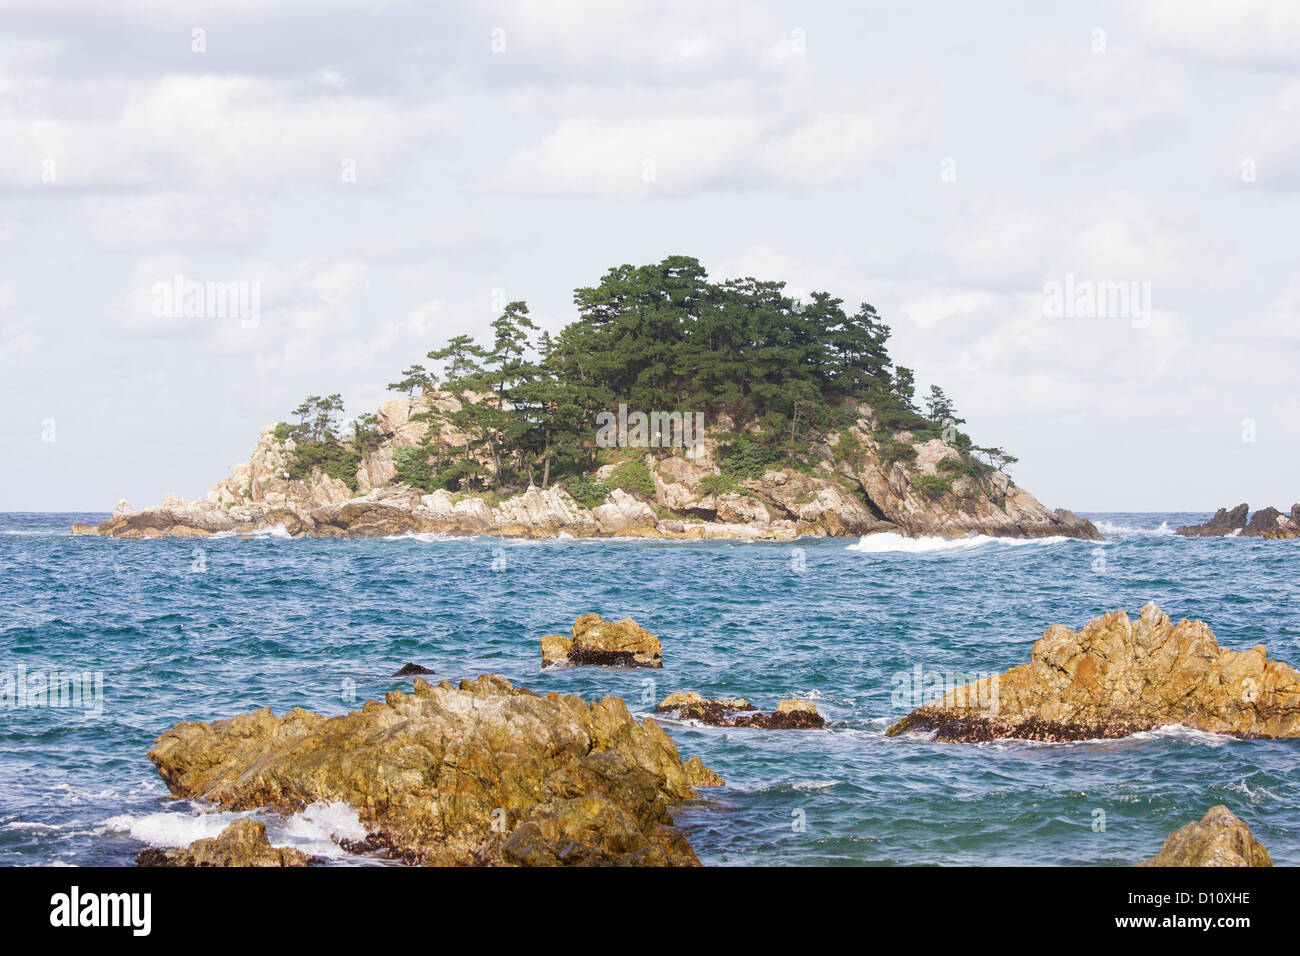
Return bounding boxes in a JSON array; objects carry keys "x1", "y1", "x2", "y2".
[{"x1": 1, "y1": 511, "x2": 1296, "y2": 866}]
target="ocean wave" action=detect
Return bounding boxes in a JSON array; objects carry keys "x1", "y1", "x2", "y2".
[
  {"x1": 1094, "y1": 520, "x2": 1175, "y2": 536},
  {"x1": 847, "y1": 532, "x2": 1070, "y2": 554},
  {"x1": 100, "y1": 800, "x2": 368, "y2": 859},
  {"x1": 210, "y1": 524, "x2": 294, "y2": 540}
]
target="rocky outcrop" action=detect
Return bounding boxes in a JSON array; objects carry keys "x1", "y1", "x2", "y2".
[
  {"x1": 656, "y1": 692, "x2": 826, "y2": 729},
  {"x1": 1138, "y1": 806, "x2": 1273, "y2": 867},
  {"x1": 886, "y1": 603, "x2": 1300, "y2": 742},
  {"x1": 77, "y1": 396, "x2": 1098, "y2": 542},
  {"x1": 683, "y1": 756, "x2": 725, "y2": 788},
  {"x1": 541, "y1": 614, "x2": 663, "y2": 668},
  {"x1": 135, "y1": 818, "x2": 318, "y2": 867},
  {"x1": 148, "y1": 674, "x2": 714, "y2": 866},
  {"x1": 1177, "y1": 503, "x2": 1300, "y2": 538}
]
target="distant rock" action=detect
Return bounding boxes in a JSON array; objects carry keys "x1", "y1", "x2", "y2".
[
  {"x1": 541, "y1": 614, "x2": 663, "y2": 668},
  {"x1": 657, "y1": 692, "x2": 826, "y2": 729},
  {"x1": 1176, "y1": 502, "x2": 1300, "y2": 538},
  {"x1": 135, "y1": 818, "x2": 318, "y2": 867},
  {"x1": 1138, "y1": 806, "x2": 1273, "y2": 867},
  {"x1": 886, "y1": 603, "x2": 1300, "y2": 742},
  {"x1": 392, "y1": 663, "x2": 435, "y2": 676},
  {"x1": 147, "y1": 674, "x2": 705, "y2": 866},
  {"x1": 1176, "y1": 503, "x2": 1249, "y2": 537}
]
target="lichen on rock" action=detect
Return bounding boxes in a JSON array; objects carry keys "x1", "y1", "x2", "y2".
[{"x1": 541, "y1": 614, "x2": 663, "y2": 668}]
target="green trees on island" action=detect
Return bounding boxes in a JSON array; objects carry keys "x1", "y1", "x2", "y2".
[{"x1": 277, "y1": 255, "x2": 1007, "y2": 501}]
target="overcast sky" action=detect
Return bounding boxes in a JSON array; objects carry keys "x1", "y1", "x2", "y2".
[{"x1": 2, "y1": 0, "x2": 1297, "y2": 513}]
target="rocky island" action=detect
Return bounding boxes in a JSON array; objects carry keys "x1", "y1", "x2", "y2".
[
  {"x1": 73, "y1": 256, "x2": 1097, "y2": 543},
  {"x1": 887, "y1": 603, "x2": 1300, "y2": 742}
]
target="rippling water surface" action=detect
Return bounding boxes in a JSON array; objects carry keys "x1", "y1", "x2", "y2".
[{"x1": 2, "y1": 511, "x2": 1297, "y2": 866}]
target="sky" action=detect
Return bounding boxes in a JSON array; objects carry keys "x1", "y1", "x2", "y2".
[{"x1": 2, "y1": 0, "x2": 1297, "y2": 513}]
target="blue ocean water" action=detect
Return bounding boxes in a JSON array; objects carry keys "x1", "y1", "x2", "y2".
[{"x1": 1, "y1": 511, "x2": 1297, "y2": 867}]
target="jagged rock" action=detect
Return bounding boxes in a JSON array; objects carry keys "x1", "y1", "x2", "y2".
[
  {"x1": 147, "y1": 674, "x2": 704, "y2": 866},
  {"x1": 1138, "y1": 806, "x2": 1273, "y2": 867},
  {"x1": 683, "y1": 755, "x2": 724, "y2": 788},
  {"x1": 392, "y1": 663, "x2": 435, "y2": 676},
  {"x1": 657, "y1": 693, "x2": 825, "y2": 729},
  {"x1": 135, "y1": 818, "x2": 318, "y2": 867},
  {"x1": 541, "y1": 614, "x2": 663, "y2": 668},
  {"x1": 591, "y1": 488, "x2": 659, "y2": 536},
  {"x1": 1177, "y1": 503, "x2": 1250, "y2": 537},
  {"x1": 886, "y1": 603, "x2": 1300, "y2": 742}
]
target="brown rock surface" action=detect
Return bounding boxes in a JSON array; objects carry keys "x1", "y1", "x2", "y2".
[
  {"x1": 657, "y1": 692, "x2": 825, "y2": 729},
  {"x1": 147, "y1": 674, "x2": 704, "y2": 866},
  {"x1": 135, "y1": 818, "x2": 318, "y2": 867},
  {"x1": 886, "y1": 603, "x2": 1300, "y2": 742},
  {"x1": 542, "y1": 614, "x2": 663, "y2": 668},
  {"x1": 1138, "y1": 806, "x2": 1273, "y2": 867}
]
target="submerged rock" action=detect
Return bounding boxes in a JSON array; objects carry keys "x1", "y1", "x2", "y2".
[
  {"x1": 657, "y1": 692, "x2": 825, "y2": 729},
  {"x1": 147, "y1": 674, "x2": 708, "y2": 866},
  {"x1": 886, "y1": 603, "x2": 1300, "y2": 742},
  {"x1": 541, "y1": 614, "x2": 663, "y2": 668},
  {"x1": 1138, "y1": 806, "x2": 1273, "y2": 867},
  {"x1": 392, "y1": 662, "x2": 435, "y2": 676},
  {"x1": 135, "y1": 818, "x2": 318, "y2": 867}
]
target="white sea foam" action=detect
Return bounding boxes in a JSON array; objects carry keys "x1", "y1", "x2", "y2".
[
  {"x1": 1093, "y1": 519, "x2": 1174, "y2": 536},
  {"x1": 211, "y1": 524, "x2": 293, "y2": 540},
  {"x1": 847, "y1": 532, "x2": 1069, "y2": 554},
  {"x1": 102, "y1": 809, "x2": 242, "y2": 847},
  {"x1": 101, "y1": 800, "x2": 368, "y2": 858}
]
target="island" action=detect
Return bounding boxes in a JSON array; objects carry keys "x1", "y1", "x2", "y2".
[{"x1": 73, "y1": 256, "x2": 1098, "y2": 541}]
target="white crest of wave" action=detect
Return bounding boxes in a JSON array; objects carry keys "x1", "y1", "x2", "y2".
[
  {"x1": 847, "y1": 532, "x2": 1069, "y2": 554},
  {"x1": 101, "y1": 801, "x2": 367, "y2": 858},
  {"x1": 1093, "y1": 519, "x2": 1174, "y2": 536}
]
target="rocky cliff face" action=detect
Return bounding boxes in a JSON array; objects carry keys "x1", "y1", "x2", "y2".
[
  {"x1": 1138, "y1": 806, "x2": 1273, "y2": 867},
  {"x1": 147, "y1": 674, "x2": 711, "y2": 866},
  {"x1": 886, "y1": 603, "x2": 1300, "y2": 742},
  {"x1": 76, "y1": 393, "x2": 1099, "y2": 541}
]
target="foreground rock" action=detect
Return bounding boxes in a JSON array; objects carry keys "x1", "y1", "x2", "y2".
[
  {"x1": 75, "y1": 394, "x2": 1099, "y2": 542},
  {"x1": 1138, "y1": 806, "x2": 1273, "y2": 867},
  {"x1": 1176, "y1": 503, "x2": 1300, "y2": 538},
  {"x1": 148, "y1": 674, "x2": 712, "y2": 866},
  {"x1": 886, "y1": 603, "x2": 1300, "y2": 742},
  {"x1": 657, "y1": 692, "x2": 826, "y2": 729},
  {"x1": 541, "y1": 614, "x2": 663, "y2": 668},
  {"x1": 136, "y1": 818, "x2": 317, "y2": 867}
]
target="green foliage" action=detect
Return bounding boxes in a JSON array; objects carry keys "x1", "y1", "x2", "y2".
[
  {"x1": 607, "y1": 460, "x2": 654, "y2": 499},
  {"x1": 700, "y1": 472, "x2": 742, "y2": 497},
  {"x1": 913, "y1": 474, "x2": 953, "y2": 501},
  {"x1": 565, "y1": 473, "x2": 610, "y2": 509},
  {"x1": 716, "y1": 436, "x2": 785, "y2": 480},
  {"x1": 273, "y1": 422, "x2": 293, "y2": 442},
  {"x1": 874, "y1": 430, "x2": 918, "y2": 466},
  {"x1": 393, "y1": 445, "x2": 434, "y2": 492},
  {"x1": 286, "y1": 439, "x2": 361, "y2": 491}
]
